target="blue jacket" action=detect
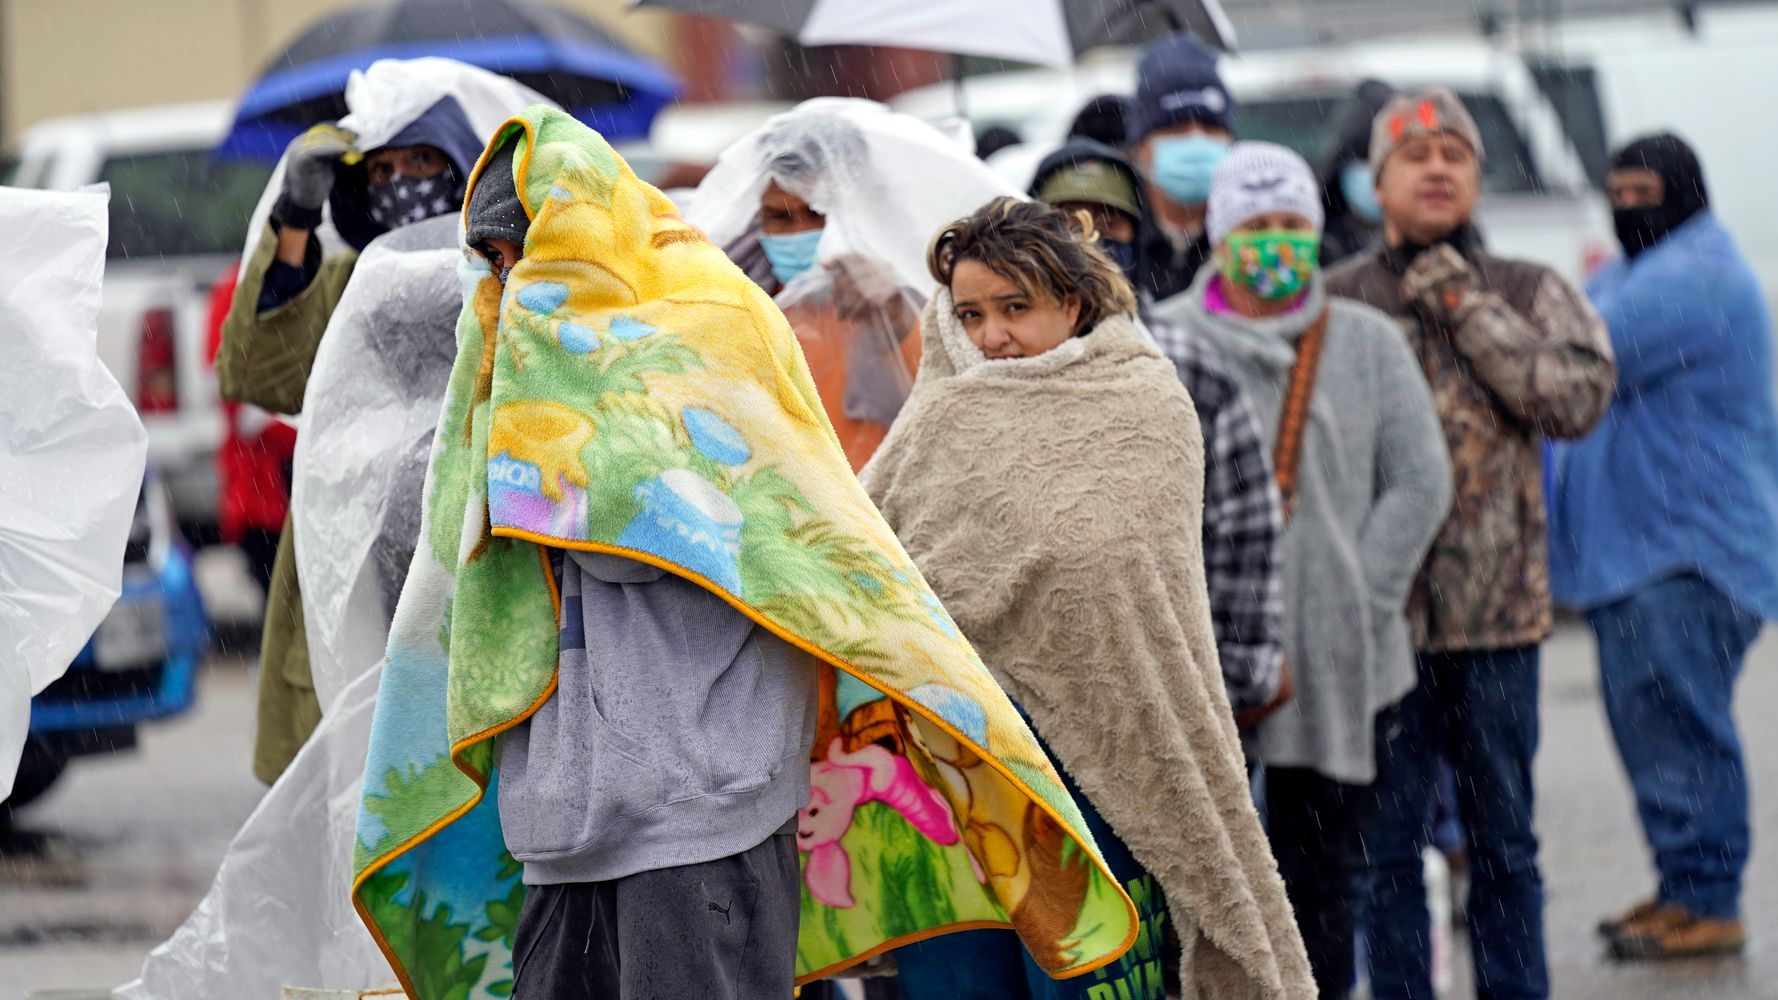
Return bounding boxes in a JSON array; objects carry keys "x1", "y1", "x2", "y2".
[{"x1": 1552, "y1": 212, "x2": 1778, "y2": 617}]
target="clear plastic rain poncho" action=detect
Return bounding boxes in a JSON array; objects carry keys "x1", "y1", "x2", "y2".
[
  {"x1": 0, "y1": 185, "x2": 147, "y2": 803},
  {"x1": 118, "y1": 60, "x2": 548, "y2": 999},
  {"x1": 292, "y1": 213, "x2": 461, "y2": 711},
  {"x1": 688, "y1": 98, "x2": 1017, "y2": 469}
]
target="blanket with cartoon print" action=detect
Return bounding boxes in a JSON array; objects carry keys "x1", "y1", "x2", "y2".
[{"x1": 348, "y1": 105, "x2": 1138, "y2": 999}]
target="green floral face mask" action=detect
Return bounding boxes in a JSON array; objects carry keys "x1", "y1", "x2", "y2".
[{"x1": 1220, "y1": 229, "x2": 1320, "y2": 300}]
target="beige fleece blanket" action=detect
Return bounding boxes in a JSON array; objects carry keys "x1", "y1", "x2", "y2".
[{"x1": 860, "y1": 292, "x2": 1314, "y2": 999}]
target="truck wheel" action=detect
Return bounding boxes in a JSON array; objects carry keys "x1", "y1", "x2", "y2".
[{"x1": 2, "y1": 739, "x2": 69, "y2": 814}]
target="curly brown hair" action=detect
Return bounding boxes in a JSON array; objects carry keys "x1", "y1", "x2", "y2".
[{"x1": 926, "y1": 196, "x2": 1137, "y2": 336}]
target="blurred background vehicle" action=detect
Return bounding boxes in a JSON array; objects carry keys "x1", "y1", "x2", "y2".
[
  {"x1": 6, "y1": 102, "x2": 272, "y2": 542},
  {"x1": 3, "y1": 472, "x2": 209, "y2": 817},
  {"x1": 892, "y1": 40, "x2": 1617, "y2": 284}
]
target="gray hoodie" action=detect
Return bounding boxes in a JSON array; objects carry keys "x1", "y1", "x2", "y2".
[
  {"x1": 1152, "y1": 272, "x2": 1452, "y2": 783},
  {"x1": 497, "y1": 550, "x2": 819, "y2": 884}
]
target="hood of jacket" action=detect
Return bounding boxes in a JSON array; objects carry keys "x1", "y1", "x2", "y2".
[
  {"x1": 1316, "y1": 80, "x2": 1394, "y2": 219},
  {"x1": 329, "y1": 95, "x2": 486, "y2": 251},
  {"x1": 1029, "y1": 138, "x2": 1180, "y2": 308}
]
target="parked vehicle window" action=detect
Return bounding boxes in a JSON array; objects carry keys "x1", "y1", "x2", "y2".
[
  {"x1": 1239, "y1": 91, "x2": 1543, "y2": 194},
  {"x1": 98, "y1": 151, "x2": 271, "y2": 260},
  {"x1": 1227, "y1": 93, "x2": 1343, "y2": 163},
  {"x1": 1527, "y1": 59, "x2": 1610, "y2": 188}
]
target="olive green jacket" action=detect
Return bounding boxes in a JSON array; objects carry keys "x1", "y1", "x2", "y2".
[{"x1": 217, "y1": 225, "x2": 358, "y2": 783}]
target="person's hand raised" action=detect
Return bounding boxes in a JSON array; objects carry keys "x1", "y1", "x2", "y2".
[
  {"x1": 1401, "y1": 243, "x2": 1482, "y2": 326},
  {"x1": 273, "y1": 124, "x2": 360, "y2": 230}
]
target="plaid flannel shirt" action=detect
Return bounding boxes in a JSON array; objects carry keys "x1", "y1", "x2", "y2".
[{"x1": 1148, "y1": 319, "x2": 1287, "y2": 711}]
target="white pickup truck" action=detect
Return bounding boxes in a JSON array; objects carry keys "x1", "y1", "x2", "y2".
[
  {"x1": 7, "y1": 101, "x2": 273, "y2": 537},
  {"x1": 892, "y1": 39, "x2": 1617, "y2": 285}
]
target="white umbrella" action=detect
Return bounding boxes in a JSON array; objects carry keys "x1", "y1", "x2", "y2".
[
  {"x1": 630, "y1": 0, "x2": 1236, "y2": 67},
  {"x1": 801, "y1": 0, "x2": 1075, "y2": 67}
]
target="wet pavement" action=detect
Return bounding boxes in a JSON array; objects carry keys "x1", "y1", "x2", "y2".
[
  {"x1": 1535, "y1": 623, "x2": 1775, "y2": 1000},
  {"x1": 2, "y1": 650, "x2": 263, "y2": 997},
  {"x1": 2, "y1": 613, "x2": 1774, "y2": 999}
]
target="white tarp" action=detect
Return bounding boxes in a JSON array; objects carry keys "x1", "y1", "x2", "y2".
[{"x1": 0, "y1": 184, "x2": 147, "y2": 803}]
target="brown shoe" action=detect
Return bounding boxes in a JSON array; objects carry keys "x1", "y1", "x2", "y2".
[
  {"x1": 1598, "y1": 898, "x2": 1661, "y2": 939},
  {"x1": 1611, "y1": 910, "x2": 1746, "y2": 960}
]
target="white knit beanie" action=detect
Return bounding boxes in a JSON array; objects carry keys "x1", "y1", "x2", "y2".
[{"x1": 1207, "y1": 141, "x2": 1324, "y2": 245}]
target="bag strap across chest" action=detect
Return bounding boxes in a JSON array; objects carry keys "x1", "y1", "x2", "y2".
[{"x1": 1272, "y1": 306, "x2": 1330, "y2": 522}]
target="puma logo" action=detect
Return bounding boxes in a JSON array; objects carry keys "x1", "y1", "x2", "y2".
[{"x1": 708, "y1": 901, "x2": 732, "y2": 925}]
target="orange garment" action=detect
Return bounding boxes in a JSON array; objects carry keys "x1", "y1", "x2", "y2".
[{"x1": 781, "y1": 292, "x2": 921, "y2": 471}]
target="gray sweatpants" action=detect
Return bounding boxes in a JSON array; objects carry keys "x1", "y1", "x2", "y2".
[{"x1": 511, "y1": 827, "x2": 802, "y2": 999}]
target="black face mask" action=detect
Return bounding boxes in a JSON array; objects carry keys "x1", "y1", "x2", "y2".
[
  {"x1": 1613, "y1": 205, "x2": 1683, "y2": 260},
  {"x1": 369, "y1": 164, "x2": 464, "y2": 229},
  {"x1": 1608, "y1": 133, "x2": 1709, "y2": 259}
]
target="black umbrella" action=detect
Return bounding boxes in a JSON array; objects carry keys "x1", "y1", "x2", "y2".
[{"x1": 221, "y1": 0, "x2": 680, "y2": 158}]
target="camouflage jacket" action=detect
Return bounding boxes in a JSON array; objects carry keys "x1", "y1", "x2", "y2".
[{"x1": 1327, "y1": 231, "x2": 1614, "y2": 652}]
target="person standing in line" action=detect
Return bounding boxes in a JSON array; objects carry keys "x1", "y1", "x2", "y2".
[
  {"x1": 1031, "y1": 138, "x2": 1290, "y2": 732},
  {"x1": 1553, "y1": 133, "x2": 1778, "y2": 961},
  {"x1": 1128, "y1": 31, "x2": 1236, "y2": 302},
  {"x1": 467, "y1": 137, "x2": 819, "y2": 996},
  {"x1": 1315, "y1": 79, "x2": 1395, "y2": 269},
  {"x1": 871, "y1": 198, "x2": 1314, "y2": 1000},
  {"x1": 214, "y1": 83, "x2": 498, "y2": 785},
  {"x1": 1067, "y1": 93, "x2": 1134, "y2": 149},
  {"x1": 1153, "y1": 142, "x2": 1451, "y2": 997},
  {"x1": 689, "y1": 99, "x2": 1015, "y2": 471},
  {"x1": 1325, "y1": 89, "x2": 1615, "y2": 1000}
]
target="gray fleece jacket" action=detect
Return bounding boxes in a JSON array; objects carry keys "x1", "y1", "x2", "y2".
[{"x1": 1153, "y1": 272, "x2": 1453, "y2": 783}]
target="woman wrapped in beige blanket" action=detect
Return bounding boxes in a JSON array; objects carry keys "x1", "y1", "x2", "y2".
[{"x1": 863, "y1": 197, "x2": 1313, "y2": 999}]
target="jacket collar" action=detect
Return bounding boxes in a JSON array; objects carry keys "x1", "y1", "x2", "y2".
[{"x1": 1380, "y1": 223, "x2": 1483, "y2": 277}]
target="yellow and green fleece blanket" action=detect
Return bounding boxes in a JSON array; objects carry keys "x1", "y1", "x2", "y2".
[{"x1": 350, "y1": 105, "x2": 1139, "y2": 998}]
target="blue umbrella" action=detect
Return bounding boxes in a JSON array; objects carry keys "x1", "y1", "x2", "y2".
[{"x1": 220, "y1": 0, "x2": 681, "y2": 158}]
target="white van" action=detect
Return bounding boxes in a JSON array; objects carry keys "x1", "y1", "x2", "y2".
[
  {"x1": 8, "y1": 102, "x2": 275, "y2": 535},
  {"x1": 1530, "y1": 5, "x2": 1778, "y2": 303},
  {"x1": 891, "y1": 40, "x2": 1616, "y2": 284}
]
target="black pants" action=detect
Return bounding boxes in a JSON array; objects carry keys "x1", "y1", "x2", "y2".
[
  {"x1": 1266, "y1": 765, "x2": 1371, "y2": 999},
  {"x1": 511, "y1": 830, "x2": 801, "y2": 999}
]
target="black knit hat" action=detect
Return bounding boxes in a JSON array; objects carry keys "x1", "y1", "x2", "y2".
[
  {"x1": 1128, "y1": 32, "x2": 1232, "y2": 144},
  {"x1": 465, "y1": 139, "x2": 529, "y2": 256}
]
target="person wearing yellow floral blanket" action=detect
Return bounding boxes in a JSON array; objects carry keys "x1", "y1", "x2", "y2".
[{"x1": 350, "y1": 105, "x2": 1138, "y2": 1000}]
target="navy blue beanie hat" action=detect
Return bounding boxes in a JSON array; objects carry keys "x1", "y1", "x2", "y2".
[{"x1": 1129, "y1": 32, "x2": 1233, "y2": 144}]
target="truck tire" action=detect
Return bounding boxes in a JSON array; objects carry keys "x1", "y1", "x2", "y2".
[{"x1": 2, "y1": 739, "x2": 69, "y2": 814}]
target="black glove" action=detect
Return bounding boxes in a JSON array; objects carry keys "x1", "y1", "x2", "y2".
[{"x1": 271, "y1": 123, "x2": 359, "y2": 231}]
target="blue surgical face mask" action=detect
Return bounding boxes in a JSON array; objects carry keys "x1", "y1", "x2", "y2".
[
  {"x1": 1340, "y1": 162, "x2": 1382, "y2": 223},
  {"x1": 759, "y1": 228, "x2": 823, "y2": 287},
  {"x1": 1148, "y1": 134, "x2": 1229, "y2": 206}
]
